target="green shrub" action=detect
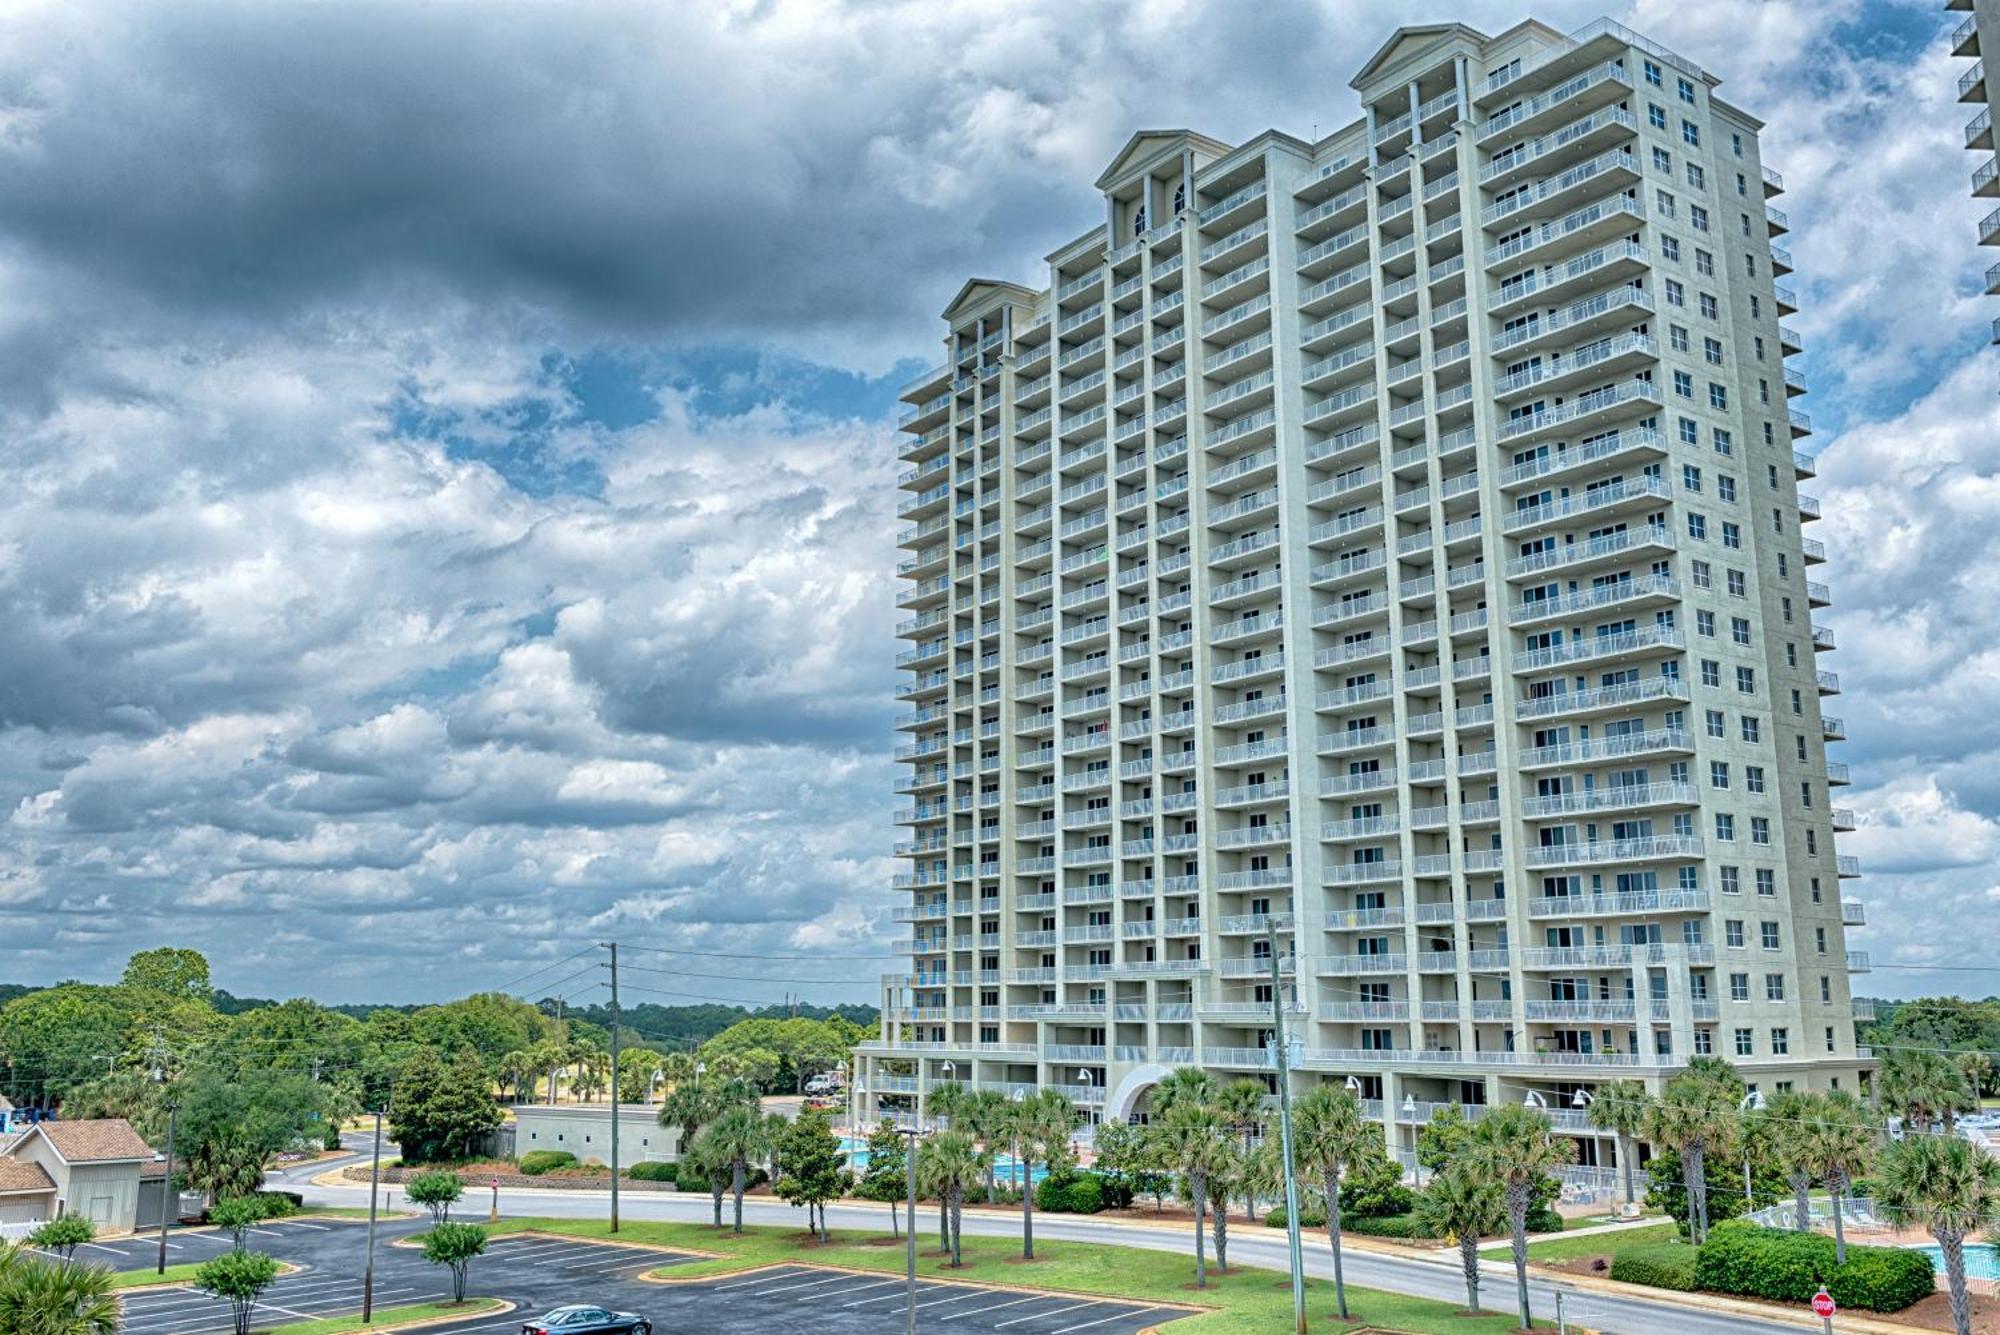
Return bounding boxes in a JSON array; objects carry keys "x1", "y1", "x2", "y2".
[
  {"x1": 1035, "y1": 1173, "x2": 1106, "y2": 1214},
  {"x1": 1825, "y1": 1246, "x2": 1937, "y2": 1314},
  {"x1": 1526, "y1": 1205, "x2": 1564, "y2": 1234},
  {"x1": 516, "y1": 1150, "x2": 577, "y2": 1176},
  {"x1": 625, "y1": 1161, "x2": 676, "y2": 1182},
  {"x1": 1694, "y1": 1221, "x2": 1934, "y2": 1312},
  {"x1": 1341, "y1": 1211, "x2": 1427, "y2": 1239},
  {"x1": 1342, "y1": 1152, "x2": 1416, "y2": 1219},
  {"x1": 675, "y1": 1159, "x2": 709, "y2": 1191},
  {"x1": 256, "y1": 1192, "x2": 301, "y2": 1216},
  {"x1": 1264, "y1": 1203, "x2": 1328, "y2": 1230},
  {"x1": 1610, "y1": 1243, "x2": 1699, "y2": 1292}
]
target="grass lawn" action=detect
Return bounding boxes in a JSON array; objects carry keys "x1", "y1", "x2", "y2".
[
  {"x1": 1479, "y1": 1221, "x2": 1679, "y2": 1264},
  {"x1": 263, "y1": 1298, "x2": 504, "y2": 1334},
  {"x1": 110, "y1": 1263, "x2": 205, "y2": 1289},
  {"x1": 489, "y1": 1216, "x2": 1556, "y2": 1333}
]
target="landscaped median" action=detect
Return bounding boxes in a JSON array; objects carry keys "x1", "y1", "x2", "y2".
[
  {"x1": 481, "y1": 1216, "x2": 1560, "y2": 1333},
  {"x1": 1484, "y1": 1219, "x2": 1977, "y2": 1332}
]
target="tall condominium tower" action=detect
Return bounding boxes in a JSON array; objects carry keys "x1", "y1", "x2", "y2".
[
  {"x1": 859, "y1": 16, "x2": 1871, "y2": 1177},
  {"x1": 1952, "y1": 0, "x2": 2000, "y2": 343}
]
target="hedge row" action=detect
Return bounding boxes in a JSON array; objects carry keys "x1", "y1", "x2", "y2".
[
  {"x1": 1609, "y1": 1243, "x2": 1699, "y2": 1292},
  {"x1": 516, "y1": 1150, "x2": 577, "y2": 1176},
  {"x1": 624, "y1": 1161, "x2": 676, "y2": 1182},
  {"x1": 1691, "y1": 1222, "x2": 1933, "y2": 1313}
]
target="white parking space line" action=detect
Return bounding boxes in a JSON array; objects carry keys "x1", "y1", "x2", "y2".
[
  {"x1": 916, "y1": 1288, "x2": 1003, "y2": 1311},
  {"x1": 713, "y1": 1267, "x2": 814, "y2": 1290},
  {"x1": 938, "y1": 1293, "x2": 1046, "y2": 1320},
  {"x1": 81, "y1": 1241, "x2": 130, "y2": 1255},
  {"x1": 823, "y1": 1277, "x2": 908, "y2": 1304},
  {"x1": 243, "y1": 1226, "x2": 284, "y2": 1237},
  {"x1": 995, "y1": 1299, "x2": 1106, "y2": 1328},
  {"x1": 752, "y1": 1272, "x2": 873, "y2": 1297},
  {"x1": 842, "y1": 1283, "x2": 957, "y2": 1308},
  {"x1": 279, "y1": 1221, "x2": 330, "y2": 1231},
  {"x1": 1051, "y1": 1309, "x2": 1160, "y2": 1334}
]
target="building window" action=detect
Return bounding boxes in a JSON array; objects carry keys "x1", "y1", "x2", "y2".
[
  {"x1": 1729, "y1": 972, "x2": 1749, "y2": 1001},
  {"x1": 1760, "y1": 921, "x2": 1781, "y2": 949},
  {"x1": 1771, "y1": 1027, "x2": 1789, "y2": 1055},
  {"x1": 1735, "y1": 1027, "x2": 1754, "y2": 1057}
]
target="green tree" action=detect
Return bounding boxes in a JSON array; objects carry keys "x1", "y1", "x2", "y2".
[
  {"x1": 917, "y1": 1128, "x2": 988, "y2": 1268},
  {"x1": 1149, "y1": 1100, "x2": 1230, "y2": 1288},
  {"x1": 1586, "y1": 1079, "x2": 1653, "y2": 1211},
  {"x1": 1801, "y1": 1089, "x2": 1878, "y2": 1264},
  {"x1": 0, "y1": 1243, "x2": 118, "y2": 1335},
  {"x1": 775, "y1": 1108, "x2": 847, "y2": 1240},
  {"x1": 406, "y1": 1170, "x2": 466, "y2": 1225},
  {"x1": 421, "y1": 1222, "x2": 488, "y2": 1303},
  {"x1": 184, "y1": 1130, "x2": 267, "y2": 1202},
  {"x1": 1763, "y1": 1090, "x2": 1821, "y2": 1234},
  {"x1": 207, "y1": 1197, "x2": 269, "y2": 1251},
  {"x1": 1415, "y1": 1103, "x2": 1471, "y2": 1176},
  {"x1": 1876, "y1": 1131, "x2": 2000, "y2": 1335},
  {"x1": 121, "y1": 948, "x2": 214, "y2": 1003},
  {"x1": 1148, "y1": 1066, "x2": 1217, "y2": 1119},
  {"x1": 1090, "y1": 1118, "x2": 1167, "y2": 1210},
  {"x1": 194, "y1": 1249, "x2": 281, "y2": 1335},
  {"x1": 1645, "y1": 1065, "x2": 1742, "y2": 1243},
  {"x1": 658, "y1": 1075, "x2": 752, "y2": 1158},
  {"x1": 1413, "y1": 1162, "x2": 1506, "y2": 1314},
  {"x1": 390, "y1": 1048, "x2": 501, "y2": 1164},
  {"x1": 1292, "y1": 1082, "x2": 1374, "y2": 1321},
  {"x1": 0, "y1": 984, "x2": 131, "y2": 1104},
  {"x1": 27, "y1": 1216, "x2": 95, "y2": 1266},
  {"x1": 855, "y1": 1120, "x2": 908, "y2": 1237},
  {"x1": 1009, "y1": 1089, "x2": 1077, "y2": 1260},
  {"x1": 1880, "y1": 1046, "x2": 1977, "y2": 1136},
  {"x1": 1214, "y1": 1078, "x2": 1268, "y2": 1224},
  {"x1": 695, "y1": 1104, "x2": 773, "y2": 1234},
  {"x1": 1466, "y1": 1103, "x2": 1575, "y2": 1331}
]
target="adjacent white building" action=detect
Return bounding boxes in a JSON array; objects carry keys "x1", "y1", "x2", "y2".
[
  {"x1": 1950, "y1": 0, "x2": 2000, "y2": 343},
  {"x1": 858, "y1": 16, "x2": 1871, "y2": 1179}
]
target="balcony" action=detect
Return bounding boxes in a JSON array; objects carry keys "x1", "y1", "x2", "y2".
[
  {"x1": 1496, "y1": 379, "x2": 1661, "y2": 444},
  {"x1": 1961, "y1": 61, "x2": 1987, "y2": 104},
  {"x1": 1956, "y1": 12, "x2": 1981, "y2": 57},
  {"x1": 1842, "y1": 900, "x2": 1867, "y2": 927},
  {"x1": 1984, "y1": 207, "x2": 2000, "y2": 247},
  {"x1": 1977, "y1": 156, "x2": 2000, "y2": 199},
  {"x1": 1847, "y1": 951, "x2": 1871, "y2": 974},
  {"x1": 1528, "y1": 886, "x2": 1709, "y2": 918},
  {"x1": 1971, "y1": 107, "x2": 1994, "y2": 152},
  {"x1": 1511, "y1": 624, "x2": 1683, "y2": 673},
  {"x1": 1523, "y1": 835, "x2": 1704, "y2": 869},
  {"x1": 1518, "y1": 780, "x2": 1699, "y2": 819}
]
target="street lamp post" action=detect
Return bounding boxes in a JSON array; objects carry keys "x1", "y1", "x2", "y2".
[
  {"x1": 899, "y1": 1121, "x2": 922, "y2": 1335},
  {"x1": 363, "y1": 1105, "x2": 385, "y2": 1322},
  {"x1": 1264, "y1": 924, "x2": 1308, "y2": 1335},
  {"x1": 1741, "y1": 1090, "x2": 1766, "y2": 1203},
  {"x1": 155, "y1": 1100, "x2": 178, "y2": 1275}
]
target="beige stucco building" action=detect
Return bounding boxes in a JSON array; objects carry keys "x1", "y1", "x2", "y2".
[
  {"x1": 0, "y1": 1119, "x2": 155, "y2": 1234},
  {"x1": 860, "y1": 16, "x2": 1871, "y2": 1183},
  {"x1": 1950, "y1": 0, "x2": 2000, "y2": 342}
]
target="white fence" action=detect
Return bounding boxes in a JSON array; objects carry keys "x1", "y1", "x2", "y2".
[
  {"x1": 0, "y1": 1220, "x2": 44, "y2": 1243},
  {"x1": 1745, "y1": 1196, "x2": 1891, "y2": 1234}
]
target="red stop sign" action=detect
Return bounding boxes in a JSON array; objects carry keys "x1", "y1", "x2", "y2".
[{"x1": 1812, "y1": 1289, "x2": 1836, "y2": 1319}]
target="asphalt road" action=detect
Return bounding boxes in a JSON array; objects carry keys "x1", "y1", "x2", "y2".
[{"x1": 285, "y1": 1155, "x2": 1831, "y2": 1335}]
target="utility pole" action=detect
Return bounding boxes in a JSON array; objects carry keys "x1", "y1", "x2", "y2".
[
  {"x1": 606, "y1": 941, "x2": 621, "y2": 1234},
  {"x1": 363, "y1": 1104, "x2": 385, "y2": 1322},
  {"x1": 901, "y1": 1123, "x2": 921, "y2": 1335},
  {"x1": 155, "y1": 1100, "x2": 178, "y2": 1275},
  {"x1": 1265, "y1": 923, "x2": 1307, "y2": 1335}
]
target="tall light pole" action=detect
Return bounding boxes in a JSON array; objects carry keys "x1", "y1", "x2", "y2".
[
  {"x1": 1741, "y1": 1090, "x2": 1766, "y2": 1203},
  {"x1": 1265, "y1": 923, "x2": 1307, "y2": 1335},
  {"x1": 155, "y1": 1099, "x2": 179, "y2": 1275},
  {"x1": 900, "y1": 1121, "x2": 922, "y2": 1335},
  {"x1": 605, "y1": 942, "x2": 621, "y2": 1234},
  {"x1": 363, "y1": 1104, "x2": 385, "y2": 1322}
]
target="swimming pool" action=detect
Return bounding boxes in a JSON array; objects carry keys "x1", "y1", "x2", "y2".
[
  {"x1": 838, "y1": 1138, "x2": 1052, "y2": 1186},
  {"x1": 1914, "y1": 1243, "x2": 2000, "y2": 1282}
]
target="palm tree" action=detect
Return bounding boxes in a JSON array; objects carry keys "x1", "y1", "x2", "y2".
[
  {"x1": 1150, "y1": 1066, "x2": 1218, "y2": 1119},
  {"x1": 530, "y1": 1038, "x2": 566, "y2": 1105},
  {"x1": 1952, "y1": 1047, "x2": 1994, "y2": 1103},
  {"x1": 1009, "y1": 1089, "x2": 1077, "y2": 1260},
  {"x1": 697, "y1": 1105, "x2": 772, "y2": 1234},
  {"x1": 1466, "y1": 1103, "x2": 1575, "y2": 1331},
  {"x1": 1215, "y1": 1077, "x2": 1268, "y2": 1223},
  {"x1": 1149, "y1": 1100, "x2": 1231, "y2": 1288},
  {"x1": 1645, "y1": 1068, "x2": 1740, "y2": 1243},
  {"x1": 0, "y1": 1244, "x2": 119, "y2": 1335},
  {"x1": 1413, "y1": 1162, "x2": 1506, "y2": 1315},
  {"x1": 924, "y1": 1082, "x2": 973, "y2": 1246},
  {"x1": 1880, "y1": 1047, "x2": 1976, "y2": 1136},
  {"x1": 1291, "y1": 1082, "x2": 1374, "y2": 1321},
  {"x1": 659, "y1": 1051, "x2": 695, "y2": 1093},
  {"x1": 1206, "y1": 1139, "x2": 1245, "y2": 1274},
  {"x1": 917, "y1": 1129, "x2": 989, "y2": 1268},
  {"x1": 1764, "y1": 1090, "x2": 1822, "y2": 1233},
  {"x1": 965, "y1": 1089, "x2": 1012, "y2": 1202},
  {"x1": 497, "y1": 1050, "x2": 535, "y2": 1103},
  {"x1": 1802, "y1": 1089, "x2": 1878, "y2": 1264},
  {"x1": 1876, "y1": 1130, "x2": 2000, "y2": 1335},
  {"x1": 1586, "y1": 1079, "x2": 1653, "y2": 1211}
]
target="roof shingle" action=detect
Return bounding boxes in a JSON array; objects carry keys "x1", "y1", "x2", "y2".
[
  {"x1": 33, "y1": 1118, "x2": 155, "y2": 1163},
  {"x1": 0, "y1": 1159, "x2": 55, "y2": 1194}
]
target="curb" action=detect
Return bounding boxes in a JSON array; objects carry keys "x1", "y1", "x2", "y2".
[
  {"x1": 317, "y1": 1298, "x2": 517, "y2": 1334},
  {"x1": 114, "y1": 1260, "x2": 304, "y2": 1295}
]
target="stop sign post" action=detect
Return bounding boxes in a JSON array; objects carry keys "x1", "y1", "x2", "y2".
[{"x1": 1813, "y1": 1286, "x2": 1836, "y2": 1332}]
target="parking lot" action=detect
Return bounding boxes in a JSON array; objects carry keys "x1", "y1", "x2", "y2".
[{"x1": 101, "y1": 1220, "x2": 1188, "y2": 1335}]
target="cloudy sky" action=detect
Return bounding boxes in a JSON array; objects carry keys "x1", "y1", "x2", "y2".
[{"x1": 0, "y1": 0, "x2": 1994, "y2": 1006}]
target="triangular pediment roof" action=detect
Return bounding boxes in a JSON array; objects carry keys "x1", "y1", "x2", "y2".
[
  {"x1": 1352, "y1": 22, "x2": 1489, "y2": 89},
  {"x1": 1093, "y1": 129, "x2": 1233, "y2": 192},
  {"x1": 941, "y1": 278, "x2": 1039, "y2": 323}
]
